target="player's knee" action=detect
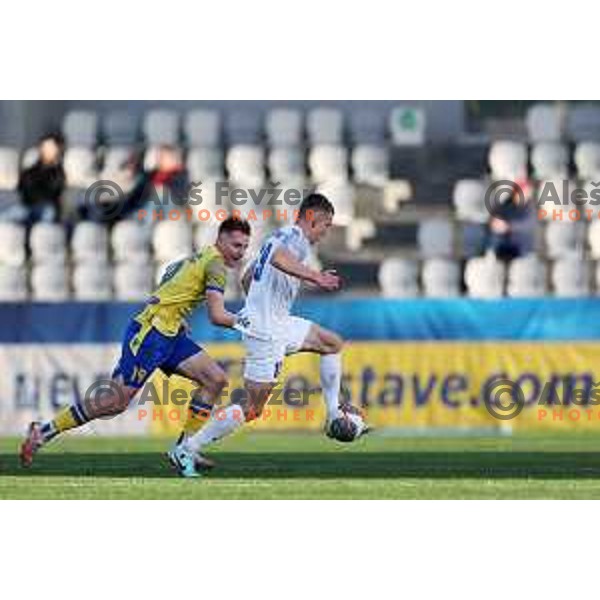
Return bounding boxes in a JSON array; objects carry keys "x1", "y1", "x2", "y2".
[
  {"x1": 206, "y1": 369, "x2": 228, "y2": 394},
  {"x1": 95, "y1": 386, "x2": 131, "y2": 416},
  {"x1": 115, "y1": 385, "x2": 135, "y2": 412},
  {"x1": 113, "y1": 396, "x2": 129, "y2": 414},
  {"x1": 214, "y1": 370, "x2": 228, "y2": 390}
]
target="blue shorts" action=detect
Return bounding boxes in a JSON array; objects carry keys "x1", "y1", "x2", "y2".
[{"x1": 112, "y1": 320, "x2": 203, "y2": 389}]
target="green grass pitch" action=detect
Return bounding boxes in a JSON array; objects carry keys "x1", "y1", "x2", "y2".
[{"x1": 2, "y1": 431, "x2": 600, "y2": 499}]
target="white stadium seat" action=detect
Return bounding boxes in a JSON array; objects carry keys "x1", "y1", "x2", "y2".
[
  {"x1": 465, "y1": 255, "x2": 505, "y2": 298},
  {"x1": 20, "y1": 146, "x2": 39, "y2": 170},
  {"x1": 186, "y1": 148, "x2": 224, "y2": 181},
  {"x1": 378, "y1": 258, "x2": 419, "y2": 298},
  {"x1": 574, "y1": 142, "x2": 600, "y2": 179},
  {"x1": 308, "y1": 145, "x2": 348, "y2": 183},
  {"x1": 142, "y1": 109, "x2": 180, "y2": 146},
  {"x1": 184, "y1": 109, "x2": 221, "y2": 148},
  {"x1": 268, "y1": 148, "x2": 305, "y2": 182},
  {"x1": 226, "y1": 145, "x2": 265, "y2": 187},
  {"x1": 113, "y1": 262, "x2": 153, "y2": 301},
  {"x1": 453, "y1": 179, "x2": 489, "y2": 223},
  {"x1": 265, "y1": 108, "x2": 303, "y2": 147},
  {"x1": 306, "y1": 107, "x2": 343, "y2": 145},
  {"x1": 73, "y1": 262, "x2": 113, "y2": 300},
  {"x1": 526, "y1": 104, "x2": 562, "y2": 142},
  {"x1": 351, "y1": 145, "x2": 389, "y2": 186},
  {"x1": 64, "y1": 147, "x2": 97, "y2": 188},
  {"x1": 71, "y1": 222, "x2": 109, "y2": 264},
  {"x1": 152, "y1": 221, "x2": 193, "y2": 263},
  {"x1": 101, "y1": 146, "x2": 133, "y2": 175},
  {"x1": 0, "y1": 265, "x2": 27, "y2": 301},
  {"x1": 30, "y1": 223, "x2": 67, "y2": 265},
  {"x1": 62, "y1": 110, "x2": 98, "y2": 147},
  {"x1": 488, "y1": 141, "x2": 527, "y2": 180},
  {"x1": 194, "y1": 221, "x2": 221, "y2": 251},
  {"x1": 31, "y1": 264, "x2": 69, "y2": 301},
  {"x1": 531, "y1": 142, "x2": 568, "y2": 180},
  {"x1": 0, "y1": 222, "x2": 26, "y2": 266},
  {"x1": 422, "y1": 259, "x2": 461, "y2": 298},
  {"x1": 544, "y1": 222, "x2": 585, "y2": 259},
  {"x1": 0, "y1": 147, "x2": 19, "y2": 190},
  {"x1": 552, "y1": 258, "x2": 591, "y2": 297},
  {"x1": 507, "y1": 255, "x2": 548, "y2": 298},
  {"x1": 111, "y1": 220, "x2": 152, "y2": 264},
  {"x1": 588, "y1": 220, "x2": 600, "y2": 259},
  {"x1": 100, "y1": 146, "x2": 136, "y2": 193},
  {"x1": 315, "y1": 181, "x2": 355, "y2": 226}
]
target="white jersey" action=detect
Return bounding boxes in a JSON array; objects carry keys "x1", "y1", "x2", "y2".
[{"x1": 241, "y1": 225, "x2": 312, "y2": 339}]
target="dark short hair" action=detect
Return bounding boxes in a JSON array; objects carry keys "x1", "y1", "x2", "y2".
[
  {"x1": 158, "y1": 144, "x2": 177, "y2": 153},
  {"x1": 218, "y1": 216, "x2": 251, "y2": 237},
  {"x1": 39, "y1": 132, "x2": 65, "y2": 149},
  {"x1": 298, "y1": 193, "x2": 335, "y2": 219}
]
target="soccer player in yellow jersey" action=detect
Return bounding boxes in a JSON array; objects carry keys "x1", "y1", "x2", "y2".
[{"x1": 20, "y1": 217, "x2": 251, "y2": 476}]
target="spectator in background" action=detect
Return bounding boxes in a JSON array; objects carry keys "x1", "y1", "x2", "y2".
[
  {"x1": 18, "y1": 134, "x2": 65, "y2": 226},
  {"x1": 485, "y1": 178, "x2": 536, "y2": 261},
  {"x1": 85, "y1": 145, "x2": 189, "y2": 224},
  {"x1": 128, "y1": 145, "x2": 189, "y2": 221}
]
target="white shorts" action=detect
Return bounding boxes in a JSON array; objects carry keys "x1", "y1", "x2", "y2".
[{"x1": 243, "y1": 316, "x2": 313, "y2": 383}]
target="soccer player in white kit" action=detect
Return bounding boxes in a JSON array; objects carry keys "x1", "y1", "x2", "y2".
[{"x1": 173, "y1": 194, "x2": 349, "y2": 473}]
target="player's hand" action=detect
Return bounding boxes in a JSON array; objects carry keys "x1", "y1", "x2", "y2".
[
  {"x1": 233, "y1": 313, "x2": 270, "y2": 341},
  {"x1": 233, "y1": 313, "x2": 253, "y2": 335},
  {"x1": 314, "y1": 270, "x2": 341, "y2": 291}
]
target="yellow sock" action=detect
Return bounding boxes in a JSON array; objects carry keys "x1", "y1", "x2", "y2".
[
  {"x1": 183, "y1": 397, "x2": 213, "y2": 436},
  {"x1": 40, "y1": 403, "x2": 89, "y2": 442},
  {"x1": 54, "y1": 407, "x2": 77, "y2": 432}
]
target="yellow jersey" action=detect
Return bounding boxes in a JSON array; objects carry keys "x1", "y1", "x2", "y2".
[{"x1": 134, "y1": 245, "x2": 227, "y2": 338}]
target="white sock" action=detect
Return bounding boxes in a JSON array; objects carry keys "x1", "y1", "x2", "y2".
[
  {"x1": 320, "y1": 353, "x2": 342, "y2": 421},
  {"x1": 185, "y1": 404, "x2": 246, "y2": 453}
]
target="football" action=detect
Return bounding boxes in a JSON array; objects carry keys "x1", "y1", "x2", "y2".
[{"x1": 327, "y1": 403, "x2": 368, "y2": 442}]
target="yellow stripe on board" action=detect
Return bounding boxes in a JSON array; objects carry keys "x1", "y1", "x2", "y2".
[{"x1": 145, "y1": 342, "x2": 600, "y2": 434}]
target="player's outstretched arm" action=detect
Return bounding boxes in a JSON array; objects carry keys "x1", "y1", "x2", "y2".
[
  {"x1": 271, "y1": 247, "x2": 340, "y2": 291},
  {"x1": 206, "y1": 290, "x2": 236, "y2": 328},
  {"x1": 207, "y1": 289, "x2": 266, "y2": 339}
]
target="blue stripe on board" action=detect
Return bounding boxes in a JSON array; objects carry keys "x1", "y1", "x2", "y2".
[
  {"x1": 0, "y1": 298, "x2": 600, "y2": 343},
  {"x1": 294, "y1": 298, "x2": 600, "y2": 342}
]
